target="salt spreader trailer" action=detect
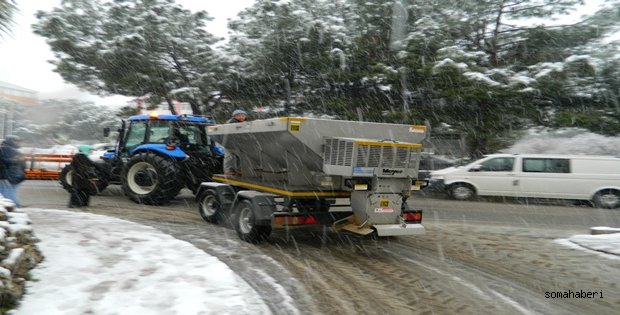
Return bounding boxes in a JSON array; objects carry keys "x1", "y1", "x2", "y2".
[{"x1": 196, "y1": 117, "x2": 428, "y2": 243}]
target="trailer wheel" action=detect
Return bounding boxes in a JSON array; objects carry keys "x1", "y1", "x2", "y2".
[
  {"x1": 234, "y1": 200, "x2": 271, "y2": 243},
  {"x1": 593, "y1": 189, "x2": 620, "y2": 209},
  {"x1": 449, "y1": 183, "x2": 475, "y2": 200},
  {"x1": 197, "y1": 190, "x2": 220, "y2": 223},
  {"x1": 121, "y1": 152, "x2": 182, "y2": 205},
  {"x1": 60, "y1": 164, "x2": 110, "y2": 194}
]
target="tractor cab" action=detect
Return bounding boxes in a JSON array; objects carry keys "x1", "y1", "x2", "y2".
[{"x1": 118, "y1": 113, "x2": 218, "y2": 158}]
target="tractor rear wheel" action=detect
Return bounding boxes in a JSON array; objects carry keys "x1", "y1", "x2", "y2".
[{"x1": 121, "y1": 152, "x2": 182, "y2": 205}]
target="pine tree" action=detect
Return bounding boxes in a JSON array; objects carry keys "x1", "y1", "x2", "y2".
[
  {"x1": 33, "y1": 0, "x2": 220, "y2": 114},
  {"x1": 0, "y1": 0, "x2": 17, "y2": 37}
]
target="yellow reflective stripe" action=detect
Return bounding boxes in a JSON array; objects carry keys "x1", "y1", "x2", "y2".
[
  {"x1": 212, "y1": 176, "x2": 351, "y2": 197},
  {"x1": 410, "y1": 125, "x2": 427, "y2": 131},
  {"x1": 354, "y1": 141, "x2": 422, "y2": 149},
  {"x1": 278, "y1": 117, "x2": 307, "y2": 123}
]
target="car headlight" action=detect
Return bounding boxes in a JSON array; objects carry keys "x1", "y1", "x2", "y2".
[{"x1": 430, "y1": 175, "x2": 444, "y2": 181}]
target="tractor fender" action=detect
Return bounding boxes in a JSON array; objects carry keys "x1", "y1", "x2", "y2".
[
  {"x1": 236, "y1": 191, "x2": 278, "y2": 225},
  {"x1": 130, "y1": 144, "x2": 188, "y2": 159}
]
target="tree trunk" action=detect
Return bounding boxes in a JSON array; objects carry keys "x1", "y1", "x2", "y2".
[
  {"x1": 164, "y1": 95, "x2": 177, "y2": 115},
  {"x1": 189, "y1": 99, "x2": 202, "y2": 116},
  {"x1": 489, "y1": 0, "x2": 507, "y2": 67}
]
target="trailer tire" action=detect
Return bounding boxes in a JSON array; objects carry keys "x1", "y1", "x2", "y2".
[
  {"x1": 60, "y1": 164, "x2": 110, "y2": 194},
  {"x1": 593, "y1": 189, "x2": 620, "y2": 209},
  {"x1": 121, "y1": 152, "x2": 182, "y2": 205},
  {"x1": 234, "y1": 200, "x2": 271, "y2": 243},
  {"x1": 197, "y1": 190, "x2": 221, "y2": 223},
  {"x1": 449, "y1": 183, "x2": 475, "y2": 200}
]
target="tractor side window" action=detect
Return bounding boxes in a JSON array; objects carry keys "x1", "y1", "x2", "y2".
[
  {"x1": 149, "y1": 121, "x2": 170, "y2": 143},
  {"x1": 125, "y1": 122, "x2": 147, "y2": 149},
  {"x1": 179, "y1": 125, "x2": 203, "y2": 145},
  {"x1": 175, "y1": 123, "x2": 210, "y2": 151}
]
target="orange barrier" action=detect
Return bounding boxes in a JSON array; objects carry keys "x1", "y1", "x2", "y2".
[
  {"x1": 24, "y1": 154, "x2": 74, "y2": 180},
  {"x1": 25, "y1": 170, "x2": 64, "y2": 180}
]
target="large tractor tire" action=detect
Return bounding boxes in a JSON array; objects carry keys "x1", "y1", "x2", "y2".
[
  {"x1": 59, "y1": 164, "x2": 110, "y2": 194},
  {"x1": 121, "y1": 152, "x2": 182, "y2": 205},
  {"x1": 184, "y1": 155, "x2": 222, "y2": 194}
]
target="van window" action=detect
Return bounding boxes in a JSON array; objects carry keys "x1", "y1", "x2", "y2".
[
  {"x1": 479, "y1": 157, "x2": 515, "y2": 172},
  {"x1": 522, "y1": 158, "x2": 570, "y2": 173}
]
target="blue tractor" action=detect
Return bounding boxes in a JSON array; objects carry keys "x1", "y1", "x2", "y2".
[{"x1": 60, "y1": 113, "x2": 224, "y2": 205}]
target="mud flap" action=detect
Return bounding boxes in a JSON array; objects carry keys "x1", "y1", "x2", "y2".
[{"x1": 332, "y1": 215, "x2": 375, "y2": 235}]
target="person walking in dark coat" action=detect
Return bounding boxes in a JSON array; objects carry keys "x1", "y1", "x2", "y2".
[
  {"x1": 67, "y1": 153, "x2": 99, "y2": 208},
  {"x1": 0, "y1": 135, "x2": 26, "y2": 207}
]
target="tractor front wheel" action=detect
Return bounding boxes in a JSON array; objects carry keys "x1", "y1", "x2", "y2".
[{"x1": 121, "y1": 152, "x2": 182, "y2": 205}]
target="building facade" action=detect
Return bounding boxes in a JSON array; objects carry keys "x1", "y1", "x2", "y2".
[{"x1": 0, "y1": 81, "x2": 38, "y2": 138}]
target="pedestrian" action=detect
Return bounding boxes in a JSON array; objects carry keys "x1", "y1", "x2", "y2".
[
  {"x1": 0, "y1": 135, "x2": 27, "y2": 207},
  {"x1": 223, "y1": 109, "x2": 248, "y2": 176},
  {"x1": 67, "y1": 153, "x2": 99, "y2": 208}
]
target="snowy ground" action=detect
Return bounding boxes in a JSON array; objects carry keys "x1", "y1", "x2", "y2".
[
  {"x1": 6, "y1": 205, "x2": 620, "y2": 314},
  {"x1": 11, "y1": 208, "x2": 270, "y2": 315}
]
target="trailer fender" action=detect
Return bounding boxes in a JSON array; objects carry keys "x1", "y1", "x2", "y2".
[
  {"x1": 195, "y1": 182, "x2": 237, "y2": 211},
  {"x1": 196, "y1": 182, "x2": 232, "y2": 200},
  {"x1": 236, "y1": 191, "x2": 278, "y2": 225}
]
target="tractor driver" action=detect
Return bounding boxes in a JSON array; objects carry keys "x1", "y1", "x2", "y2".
[{"x1": 173, "y1": 128, "x2": 190, "y2": 145}]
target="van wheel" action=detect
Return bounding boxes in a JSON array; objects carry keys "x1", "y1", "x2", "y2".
[
  {"x1": 593, "y1": 189, "x2": 620, "y2": 209},
  {"x1": 450, "y1": 183, "x2": 475, "y2": 200}
]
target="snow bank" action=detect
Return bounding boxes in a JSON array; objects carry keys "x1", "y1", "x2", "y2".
[
  {"x1": 15, "y1": 209, "x2": 270, "y2": 315},
  {"x1": 568, "y1": 233, "x2": 620, "y2": 256}
]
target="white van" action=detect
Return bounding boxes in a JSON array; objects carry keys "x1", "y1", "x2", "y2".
[{"x1": 429, "y1": 154, "x2": 620, "y2": 208}]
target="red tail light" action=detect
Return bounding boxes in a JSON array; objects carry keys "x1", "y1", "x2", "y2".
[
  {"x1": 273, "y1": 215, "x2": 317, "y2": 226},
  {"x1": 304, "y1": 216, "x2": 317, "y2": 224},
  {"x1": 402, "y1": 211, "x2": 422, "y2": 223}
]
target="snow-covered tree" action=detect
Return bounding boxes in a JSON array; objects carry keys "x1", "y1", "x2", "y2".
[
  {"x1": 0, "y1": 0, "x2": 17, "y2": 37},
  {"x1": 223, "y1": 0, "x2": 355, "y2": 113},
  {"x1": 33, "y1": 0, "x2": 220, "y2": 114}
]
